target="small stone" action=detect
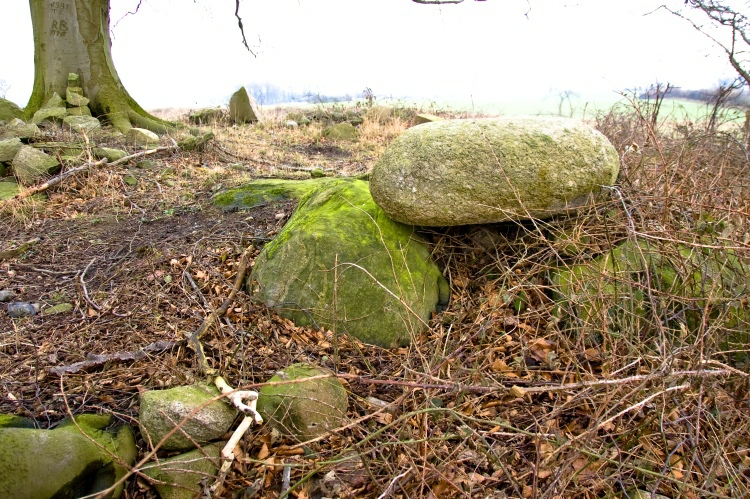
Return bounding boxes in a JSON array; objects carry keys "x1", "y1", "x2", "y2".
[
  {"x1": 257, "y1": 363, "x2": 348, "y2": 441},
  {"x1": 139, "y1": 384, "x2": 238, "y2": 451},
  {"x1": 284, "y1": 120, "x2": 298, "y2": 128},
  {"x1": 12, "y1": 145, "x2": 60, "y2": 186},
  {"x1": 65, "y1": 87, "x2": 90, "y2": 107},
  {"x1": 63, "y1": 115, "x2": 100, "y2": 132},
  {"x1": 67, "y1": 73, "x2": 81, "y2": 87},
  {"x1": 7, "y1": 301, "x2": 41, "y2": 318},
  {"x1": 0, "y1": 137, "x2": 22, "y2": 162},
  {"x1": 141, "y1": 443, "x2": 222, "y2": 499},
  {"x1": 0, "y1": 119, "x2": 40, "y2": 140},
  {"x1": 126, "y1": 127, "x2": 160, "y2": 146},
  {"x1": 122, "y1": 174, "x2": 137, "y2": 187},
  {"x1": 0, "y1": 180, "x2": 19, "y2": 200},
  {"x1": 67, "y1": 106, "x2": 92, "y2": 117},
  {"x1": 0, "y1": 289, "x2": 16, "y2": 302},
  {"x1": 322, "y1": 122, "x2": 357, "y2": 141},
  {"x1": 92, "y1": 147, "x2": 127, "y2": 162}
]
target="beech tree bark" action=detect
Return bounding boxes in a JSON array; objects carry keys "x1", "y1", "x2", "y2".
[{"x1": 25, "y1": 0, "x2": 171, "y2": 133}]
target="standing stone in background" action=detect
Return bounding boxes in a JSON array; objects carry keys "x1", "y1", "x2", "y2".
[
  {"x1": 370, "y1": 117, "x2": 620, "y2": 226},
  {"x1": 228, "y1": 87, "x2": 262, "y2": 124}
]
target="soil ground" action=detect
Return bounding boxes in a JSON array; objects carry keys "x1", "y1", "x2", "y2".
[{"x1": 1, "y1": 105, "x2": 749, "y2": 498}]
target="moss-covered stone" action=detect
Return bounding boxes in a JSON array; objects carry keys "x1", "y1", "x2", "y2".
[
  {"x1": 92, "y1": 147, "x2": 128, "y2": 162},
  {"x1": 323, "y1": 122, "x2": 357, "y2": 141},
  {"x1": 31, "y1": 92, "x2": 68, "y2": 124},
  {"x1": 0, "y1": 138, "x2": 22, "y2": 163},
  {"x1": 139, "y1": 384, "x2": 237, "y2": 452},
  {"x1": 257, "y1": 363, "x2": 347, "y2": 441},
  {"x1": 370, "y1": 117, "x2": 620, "y2": 226},
  {"x1": 142, "y1": 443, "x2": 222, "y2": 499},
  {"x1": 126, "y1": 127, "x2": 160, "y2": 146},
  {"x1": 0, "y1": 118, "x2": 40, "y2": 140},
  {"x1": 0, "y1": 98, "x2": 23, "y2": 122},
  {"x1": 63, "y1": 115, "x2": 101, "y2": 132},
  {"x1": 0, "y1": 413, "x2": 136, "y2": 499},
  {"x1": 0, "y1": 414, "x2": 35, "y2": 429},
  {"x1": 0, "y1": 180, "x2": 20, "y2": 200},
  {"x1": 224, "y1": 178, "x2": 447, "y2": 347},
  {"x1": 12, "y1": 145, "x2": 60, "y2": 186},
  {"x1": 551, "y1": 240, "x2": 750, "y2": 356}
]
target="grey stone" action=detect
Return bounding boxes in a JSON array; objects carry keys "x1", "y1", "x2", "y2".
[
  {"x1": 126, "y1": 127, "x2": 160, "y2": 146},
  {"x1": 142, "y1": 443, "x2": 222, "y2": 499},
  {"x1": 139, "y1": 384, "x2": 238, "y2": 451},
  {"x1": 284, "y1": 120, "x2": 299, "y2": 128},
  {"x1": 217, "y1": 178, "x2": 448, "y2": 347},
  {"x1": 0, "y1": 181, "x2": 19, "y2": 200},
  {"x1": 323, "y1": 122, "x2": 357, "y2": 141},
  {"x1": 370, "y1": 117, "x2": 620, "y2": 226},
  {"x1": 0, "y1": 138, "x2": 22, "y2": 162},
  {"x1": 0, "y1": 98, "x2": 23, "y2": 122},
  {"x1": 31, "y1": 93, "x2": 68, "y2": 124},
  {"x1": 92, "y1": 147, "x2": 128, "y2": 162},
  {"x1": 66, "y1": 87, "x2": 90, "y2": 107},
  {"x1": 228, "y1": 87, "x2": 261, "y2": 124},
  {"x1": 0, "y1": 413, "x2": 136, "y2": 499},
  {"x1": 68, "y1": 72, "x2": 81, "y2": 87},
  {"x1": 257, "y1": 363, "x2": 348, "y2": 441},
  {"x1": 63, "y1": 115, "x2": 101, "y2": 132},
  {"x1": 12, "y1": 145, "x2": 59, "y2": 186},
  {"x1": 67, "y1": 106, "x2": 92, "y2": 116},
  {"x1": 0, "y1": 118, "x2": 40, "y2": 140}
]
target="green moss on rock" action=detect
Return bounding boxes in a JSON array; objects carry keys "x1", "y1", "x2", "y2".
[
  {"x1": 241, "y1": 178, "x2": 446, "y2": 347},
  {"x1": 551, "y1": 240, "x2": 750, "y2": 358},
  {"x1": 257, "y1": 363, "x2": 347, "y2": 441}
]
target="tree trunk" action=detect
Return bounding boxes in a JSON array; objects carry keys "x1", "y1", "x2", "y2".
[{"x1": 25, "y1": 0, "x2": 171, "y2": 133}]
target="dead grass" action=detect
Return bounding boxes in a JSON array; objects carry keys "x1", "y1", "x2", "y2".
[{"x1": 0, "y1": 101, "x2": 748, "y2": 498}]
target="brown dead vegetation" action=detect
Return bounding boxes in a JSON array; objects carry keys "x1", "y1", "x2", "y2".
[{"x1": 1, "y1": 100, "x2": 749, "y2": 498}]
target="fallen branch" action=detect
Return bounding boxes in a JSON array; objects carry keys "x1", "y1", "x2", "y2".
[
  {"x1": 48, "y1": 340, "x2": 180, "y2": 375},
  {"x1": 185, "y1": 245, "x2": 254, "y2": 376},
  {"x1": 10, "y1": 143, "x2": 177, "y2": 201}
]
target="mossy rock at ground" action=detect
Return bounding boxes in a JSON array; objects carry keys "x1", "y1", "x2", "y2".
[
  {"x1": 217, "y1": 178, "x2": 448, "y2": 347},
  {"x1": 0, "y1": 413, "x2": 136, "y2": 499},
  {"x1": 142, "y1": 442, "x2": 222, "y2": 499},
  {"x1": 257, "y1": 363, "x2": 347, "y2": 441},
  {"x1": 139, "y1": 384, "x2": 237, "y2": 452},
  {"x1": 0, "y1": 180, "x2": 20, "y2": 200},
  {"x1": 93, "y1": 147, "x2": 128, "y2": 162},
  {"x1": 12, "y1": 145, "x2": 60, "y2": 186},
  {"x1": 551, "y1": 239, "x2": 750, "y2": 359},
  {"x1": 323, "y1": 122, "x2": 357, "y2": 141}
]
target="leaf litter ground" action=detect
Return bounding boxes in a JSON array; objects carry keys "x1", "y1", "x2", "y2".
[{"x1": 1, "y1": 105, "x2": 749, "y2": 498}]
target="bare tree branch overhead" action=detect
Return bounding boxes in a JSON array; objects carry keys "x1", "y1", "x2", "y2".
[{"x1": 661, "y1": 1, "x2": 750, "y2": 86}]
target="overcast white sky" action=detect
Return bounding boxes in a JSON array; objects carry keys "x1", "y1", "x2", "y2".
[{"x1": 0, "y1": 0, "x2": 742, "y2": 110}]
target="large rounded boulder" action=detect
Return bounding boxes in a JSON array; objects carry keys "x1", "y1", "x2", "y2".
[
  {"x1": 216, "y1": 178, "x2": 448, "y2": 348},
  {"x1": 369, "y1": 117, "x2": 619, "y2": 226}
]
